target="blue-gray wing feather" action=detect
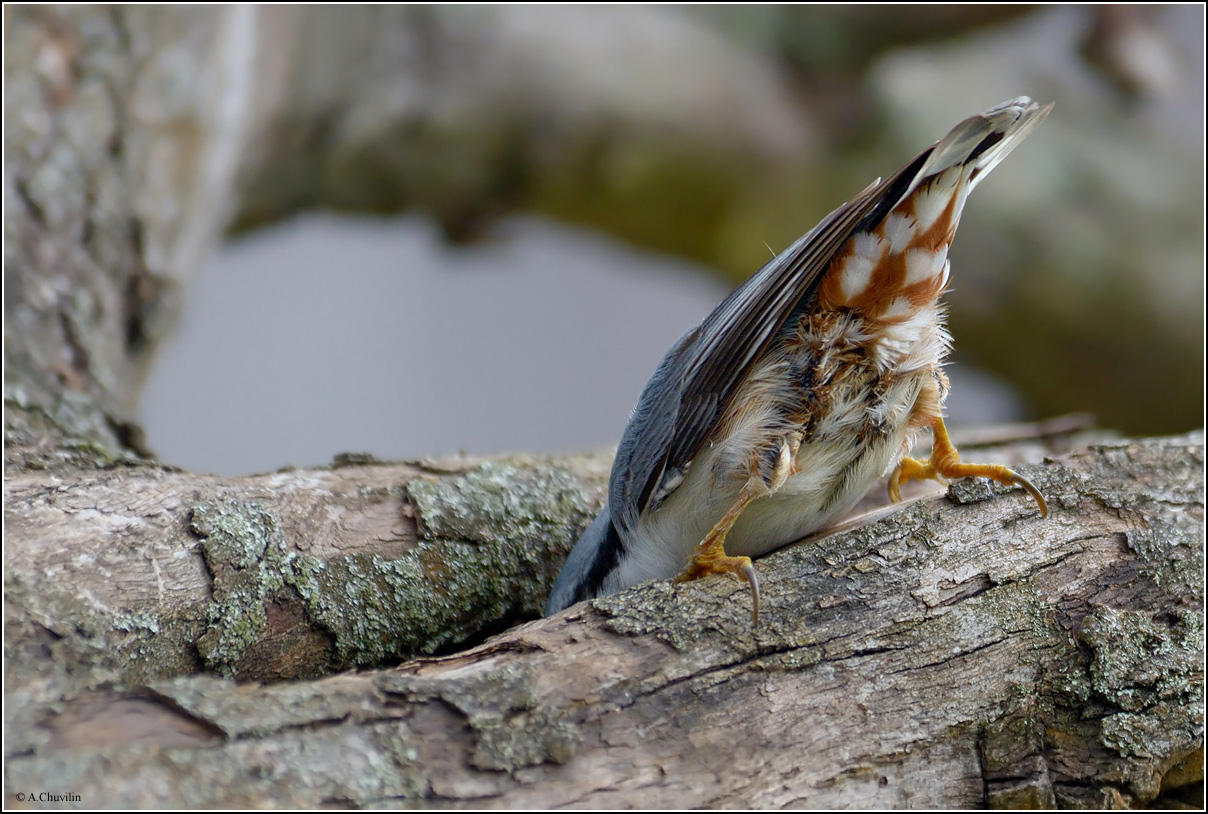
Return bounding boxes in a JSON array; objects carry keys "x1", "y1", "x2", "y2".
[{"x1": 609, "y1": 149, "x2": 935, "y2": 535}]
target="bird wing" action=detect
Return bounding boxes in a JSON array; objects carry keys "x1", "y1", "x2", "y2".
[{"x1": 609, "y1": 152, "x2": 929, "y2": 534}]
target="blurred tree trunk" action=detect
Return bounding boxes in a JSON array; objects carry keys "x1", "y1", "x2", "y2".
[
  {"x1": 4, "y1": 6, "x2": 1202, "y2": 809},
  {"x1": 4, "y1": 4, "x2": 815, "y2": 466}
]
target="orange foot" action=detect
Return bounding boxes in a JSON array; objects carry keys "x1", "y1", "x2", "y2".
[
  {"x1": 675, "y1": 487, "x2": 762, "y2": 625},
  {"x1": 889, "y1": 416, "x2": 1048, "y2": 517}
]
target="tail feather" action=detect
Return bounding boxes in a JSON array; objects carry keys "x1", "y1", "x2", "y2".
[{"x1": 911, "y1": 97, "x2": 1053, "y2": 196}]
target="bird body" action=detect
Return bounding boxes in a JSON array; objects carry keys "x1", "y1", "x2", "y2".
[{"x1": 547, "y1": 98, "x2": 1052, "y2": 620}]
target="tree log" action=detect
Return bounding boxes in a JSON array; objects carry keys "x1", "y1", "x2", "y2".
[
  {"x1": 4, "y1": 6, "x2": 1202, "y2": 808},
  {"x1": 6, "y1": 430, "x2": 1203, "y2": 808},
  {"x1": 2, "y1": 417, "x2": 1102, "y2": 689}
]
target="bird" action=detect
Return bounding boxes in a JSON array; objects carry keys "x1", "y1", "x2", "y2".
[{"x1": 546, "y1": 97, "x2": 1052, "y2": 624}]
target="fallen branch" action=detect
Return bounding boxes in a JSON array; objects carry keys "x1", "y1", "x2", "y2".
[{"x1": 6, "y1": 431, "x2": 1202, "y2": 808}]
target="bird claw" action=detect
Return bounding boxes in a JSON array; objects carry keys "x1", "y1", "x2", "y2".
[
  {"x1": 1005, "y1": 469, "x2": 1048, "y2": 518},
  {"x1": 676, "y1": 552, "x2": 761, "y2": 626},
  {"x1": 740, "y1": 560, "x2": 761, "y2": 626}
]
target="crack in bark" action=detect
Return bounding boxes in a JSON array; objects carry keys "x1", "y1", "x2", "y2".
[{"x1": 885, "y1": 635, "x2": 1008, "y2": 676}]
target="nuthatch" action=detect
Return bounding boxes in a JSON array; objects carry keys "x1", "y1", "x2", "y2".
[{"x1": 546, "y1": 98, "x2": 1052, "y2": 624}]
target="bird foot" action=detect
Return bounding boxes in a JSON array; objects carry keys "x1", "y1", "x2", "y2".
[{"x1": 889, "y1": 418, "x2": 1048, "y2": 517}]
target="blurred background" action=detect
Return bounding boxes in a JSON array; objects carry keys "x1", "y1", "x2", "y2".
[{"x1": 138, "y1": 5, "x2": 1204, "y2": 476}]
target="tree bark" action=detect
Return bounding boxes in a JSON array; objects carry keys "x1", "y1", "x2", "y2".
[
  {"x1": 4, "y1": 6, "x2": 1203, "y2": 809},
  {"x1": 1, "y1": 416, "x2": 1100, "y2": 686},
  {"x1": 5, "y1": 430, "x2": 1204, "y2": 808}
]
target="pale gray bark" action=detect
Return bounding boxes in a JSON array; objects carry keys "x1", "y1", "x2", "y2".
[{"x1": 5, "y1": 432, "x2": 1203, "y2": 808}]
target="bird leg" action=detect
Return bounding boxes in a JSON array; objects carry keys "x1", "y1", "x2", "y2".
[
  {"x1": 889, "y1": 415, "x2": 1047, "y2": 516},
  {"x1": 674, "y1": 482, "x2": 763, "y2": 625},
  {"x1": 674, "y1": 437, "x2": 798, "y2": 626}
]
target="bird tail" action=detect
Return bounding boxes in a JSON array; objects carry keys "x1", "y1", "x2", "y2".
[{"x1": 910, "y1": 97, "x2": 1053, "y2": 196}]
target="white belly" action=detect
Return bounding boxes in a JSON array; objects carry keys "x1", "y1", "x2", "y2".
[{"x1": 606, "y1": 371, "x2": 928, "y2": 593}]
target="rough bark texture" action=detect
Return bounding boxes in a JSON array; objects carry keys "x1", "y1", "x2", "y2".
[
  {"x1": 5, "y1": 432, "x2": 1203, "y2": 808},
  {"x1": 1, "y1": 417, "x2": 1096, "y2": 689},
  {"x1": 4, "y1": 450, "x2": 608, "y2": 690}
]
